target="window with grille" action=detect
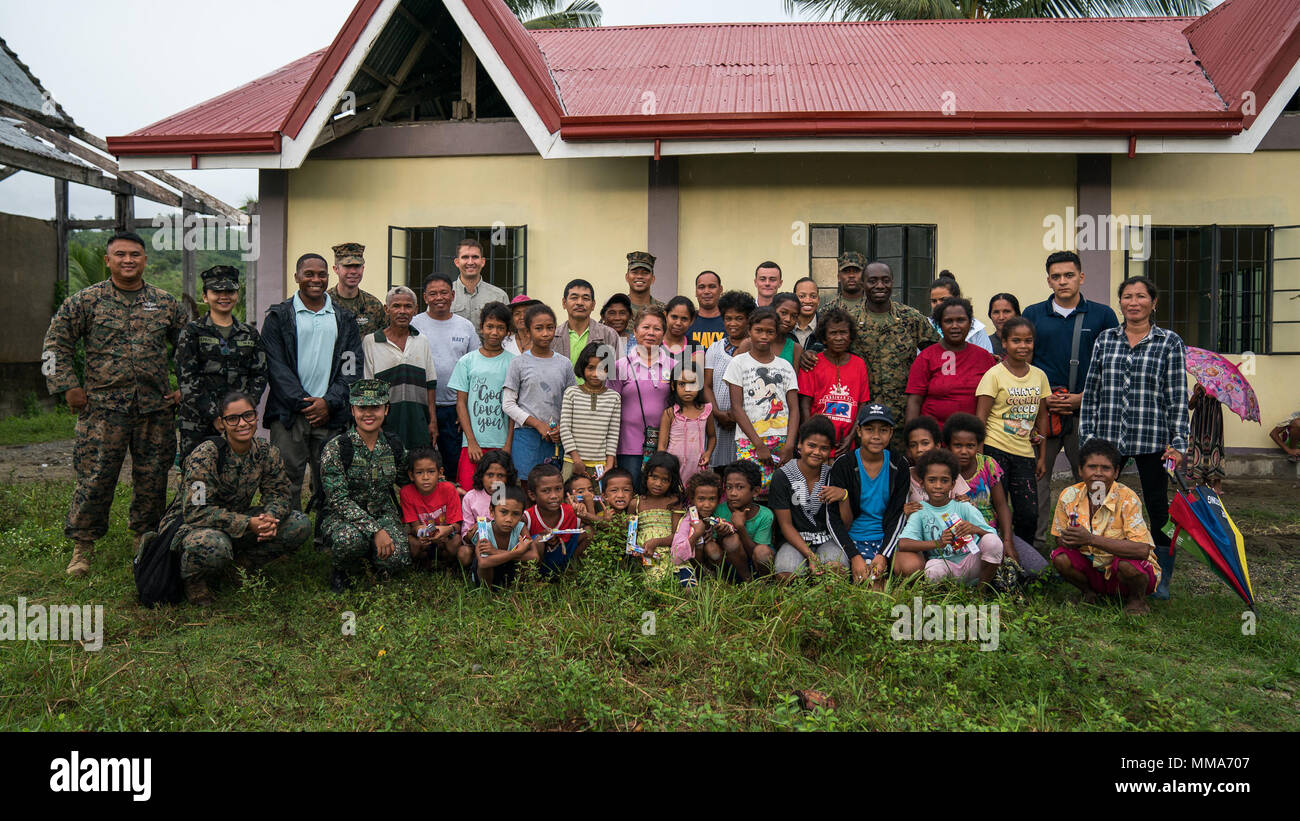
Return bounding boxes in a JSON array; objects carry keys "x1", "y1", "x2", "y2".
[
  {"x1": 808, "y1": 224, "x2": 936, "y2": 313},
  {"x1": 1124, "y1": 225, "x2": 1298, "y2": 355},
  {"x1": 388, "y1": 225, "x2": 526, "y2": 309}
]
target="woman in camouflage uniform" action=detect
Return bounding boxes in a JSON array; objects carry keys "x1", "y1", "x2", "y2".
[
  {"x1": 163, "y1": 392, "x2": 311, "y2": 606},
  {"x1": 319, "y1": 379, "x2": 411, "y2": 592}
]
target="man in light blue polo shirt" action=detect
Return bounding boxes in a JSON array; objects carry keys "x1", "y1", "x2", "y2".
[{"x1": 262, "y1": 253, "x2": 364, "y2": 511}]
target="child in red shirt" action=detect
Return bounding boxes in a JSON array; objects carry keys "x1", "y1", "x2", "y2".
[
  {"x1": 798, "y1": 308, "x2": 870, "y2": 450},
  {"x1": 523, "y1": 463, "x2": 589, "y2": 576},
  {"x1": 400, "y1": 448, "x2": 463, "y2": 567}
]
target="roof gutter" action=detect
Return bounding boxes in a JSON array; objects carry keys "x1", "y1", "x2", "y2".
[
  {"x1": 559, "y1": 111, "x2": 1244, "y2": 142},
  {"x1": 107, "y1": 131, "x2": 282, "y2": 156}
]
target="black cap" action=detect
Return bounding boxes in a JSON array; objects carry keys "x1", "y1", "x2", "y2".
[{"x1": 856, "y1": 402, "x2": 894, "y2": 427}]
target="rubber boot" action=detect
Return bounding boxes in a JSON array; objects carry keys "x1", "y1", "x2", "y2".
[
  {"x1": 66, "y1": 540, "x2": 94, "y2": 577},
  {"x1": 1152, "y1": 544, "x2": 1174, "y2": 600}
]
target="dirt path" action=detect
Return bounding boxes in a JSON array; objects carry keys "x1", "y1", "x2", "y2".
[{"x1": 0, "y1": 438, "x2": 184, "y2": 485}]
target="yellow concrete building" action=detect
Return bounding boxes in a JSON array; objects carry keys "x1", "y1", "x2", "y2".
[{"x1": 111, "y1": 0, "x2": 1300, "y2": 452}]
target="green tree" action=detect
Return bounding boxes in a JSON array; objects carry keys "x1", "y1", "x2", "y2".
[
  {"x1": 782, "y1": 0, "x2": 1209, "y2": 21},
  {"x1": 67, "y1": 242, "x2": 109, "y2": 292},
  {"x1": 504, "y1": 0, "x2": 603, "y2": 29}
]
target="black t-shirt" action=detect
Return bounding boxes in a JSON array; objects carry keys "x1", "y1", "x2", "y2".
[
  {"x1": 688, "y1": 314, "x2": 725, "y2": 350},
  {"x1": 767, "y1": 461, "x2": 832, "y2": 543}
]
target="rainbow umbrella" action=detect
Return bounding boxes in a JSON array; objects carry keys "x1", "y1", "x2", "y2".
[
  {"x1": 1184, "y1": 347, "x2": 1260, "y2": 424},
  {"x1": 1163, "y1": 472, "x2": 1254, "y2": 610}
]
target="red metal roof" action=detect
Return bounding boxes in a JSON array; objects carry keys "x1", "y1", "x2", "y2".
[
  {"x1": 108, "y1": 49, "x2": 324, "y2": 156},
  {"x1": 1184, "y1": 0, "x2": 1300, "y2": 128},
  {"x1": 106, "y1": 0, "x2": 1300, "y2": 157},
  {"x1": 537, "y1": 17, "x2": 1250, "y2": 140}
]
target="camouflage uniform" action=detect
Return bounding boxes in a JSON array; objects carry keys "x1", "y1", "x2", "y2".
[
  {"x1": 328, "y1": 242, "x2": 388, "y2": 335},
  {"x1": 327, "y1": 286, "x2": 388, "y2": 336},
  {"x1": 818, "y1": 293, "x2": 939, "y2": 449},
  {"x1": 161, "y1": 437, "x2": 311, "y2": 580},
  {"x1": 625, "y1": 250, "x2": 665, "y2": 327},
  {"x1": 318, "y1": 381, "x2": 410, "y2": 573},
  {"x1": 43, "y1": 279, "x2": 188, "y2": 541},
  {"x1": 176, "y1": 267, "x2": 268, "y2": 461}
]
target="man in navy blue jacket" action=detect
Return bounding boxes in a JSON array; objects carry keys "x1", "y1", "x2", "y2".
[
  {"x1": 1021, "y1": 251, "x2": 1119, "y2": 552},
  {"x1": 261, "y1": 253, "x2": 364, "y2": 511}
]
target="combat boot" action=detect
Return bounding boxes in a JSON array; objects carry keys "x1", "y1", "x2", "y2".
[
  {"x1": 184, "y1": 576, "x2": 215, "y2": 607},
  {"x1": 66, "y1": 540, "x2": 94, "y2": 577}
]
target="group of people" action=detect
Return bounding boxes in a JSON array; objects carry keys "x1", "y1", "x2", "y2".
[{"x1": 43, "y1": 231, "x2": 1222, "y2": 614}]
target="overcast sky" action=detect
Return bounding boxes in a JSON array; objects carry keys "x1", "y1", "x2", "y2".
[{"x1": 0, "y1": 0, "x2": 1219, "y2": 221}]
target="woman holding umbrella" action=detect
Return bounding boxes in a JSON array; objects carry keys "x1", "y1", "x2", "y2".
[
  {"x1": 1080, "y1": 276, "x2": 1189, "y2": 600},
  {"x1": 1187, "y1": 383, "x2": 1224, "y2": 493}
]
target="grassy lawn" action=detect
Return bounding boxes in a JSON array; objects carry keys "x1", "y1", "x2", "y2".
[
  {"x1": 1, "y1": 479, "x2": 1297, "y2": 731},
  {"x1": 0, "y1": 408, "x2": 74, "y2": 447}
]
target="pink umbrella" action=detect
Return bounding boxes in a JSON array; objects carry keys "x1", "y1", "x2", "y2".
[{"x1": 1184, "y1": 347, "x2": 1261, "y2": 424}]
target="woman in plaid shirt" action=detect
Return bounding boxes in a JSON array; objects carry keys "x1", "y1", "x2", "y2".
[{"x1": 1080, "y1": 276, "x2": 1189, "y2": 600}]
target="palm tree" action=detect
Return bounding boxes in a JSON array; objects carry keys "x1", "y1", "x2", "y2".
[
  {"x1": 505, "y1": 0, "x2": 603, "y2": 29},
  {"x1": 67, "y1": 242, "x2": 109, "y2": 292},
  {"x1": 783, "y1": 0, "x2": 1210, "y2": 21}
]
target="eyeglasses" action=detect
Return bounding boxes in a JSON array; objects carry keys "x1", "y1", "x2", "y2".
[{"x1": 221, "y1": 410, "x2": 258, "y2": 426}]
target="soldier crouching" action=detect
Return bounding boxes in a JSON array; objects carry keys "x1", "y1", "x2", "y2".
[
  {"x1": 159, "y1": 391, "x2": 310, "y2": 606},
  {"x1": 318, "y1": 379, "x2": 411, "y2": 592}
]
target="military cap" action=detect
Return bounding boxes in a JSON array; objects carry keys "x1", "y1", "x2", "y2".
[
  {"x1": 332, "y1": 242, "x2": 365, "y2": 265},
  {"x1": 349, "y1": 378, "x2": 390, "y2": 406},
  {"x1": 200, "y1": 265, "x2": 240, "y2": 291},
  {"x1": 838, "y1": 251, "x2": 867, "y2": 272},
  {"x1": 626, "y1": 251, "x2": 656, "y2": 272}
]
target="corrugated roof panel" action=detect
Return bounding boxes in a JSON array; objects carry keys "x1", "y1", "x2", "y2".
[
  {"x1": 126, "y1": 49, "x2": 325, "y2": 138},
  {"x1": 531, "y1": 18, "x2": 1228, "y2": 118},
  {"x1": 1185, "y1": 0, "x2": 1300, "y2": 117}
]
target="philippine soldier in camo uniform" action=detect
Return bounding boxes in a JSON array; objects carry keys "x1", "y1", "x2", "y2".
[
  {"x1": 319, "y1": 379, "x2": 411, "y2": 592},
  {"x1": 161, "y1": 391, "x2": 311, "y2": 606},
  {"x1": 175, "y1": 265, "x2": 268, "y2": 463},
  {"x1": 326, "y1": 242, "x2": 388, "y2": 335},
  {"x1": 43, "y1": 231, "x2": 189, "y2": 576},
  {"x1": 814, "y1": 254, "x2": 939, "y2": 449},
  {"x1": 625, "y1": 251, "x2": 665, "y2": 327}
]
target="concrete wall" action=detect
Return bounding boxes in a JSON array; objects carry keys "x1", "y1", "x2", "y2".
[
  {"x1": 1111, "y1": 151, "x2": 1300, "y2": 449},
  {"x1": 284, "y1": 155, "x2": 649, "y2": 308},
  {"x1": 0, "y1": 213, "x2": 57, "y2": 416}
]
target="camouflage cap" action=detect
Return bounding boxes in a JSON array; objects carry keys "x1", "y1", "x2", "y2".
[
  {"x1": 626, "y1": 251, "x2": 656, "y2": 272},
  {"x1": 332, "y1": 242, "x2": 365, "y2": 265},
  {"x1": 349, "y1": 378, "x2": 390, "y2": 406},
  {"x1": 200, "y1": 265, "x2": 240, "y2": 291},
  {"x1": 837, "y1": 251, "x2": 867, "y2": 272}
]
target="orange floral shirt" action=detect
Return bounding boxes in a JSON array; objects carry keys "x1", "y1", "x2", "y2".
[{"x1": 1051, "y1": 480, "x2": 1159, "y2": 581}]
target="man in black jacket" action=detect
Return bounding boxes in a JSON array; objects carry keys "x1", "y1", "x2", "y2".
[
  {"x1": 261, "y1": 253, "x2": 363, "y2": 510},
  {"x1": 826, "y1": 403, "x2": 911, "y2": 589}
]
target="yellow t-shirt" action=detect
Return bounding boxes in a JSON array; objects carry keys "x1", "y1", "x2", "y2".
[{"x1": 976, "y1": 362, "x2": 1051, "y2": 458}]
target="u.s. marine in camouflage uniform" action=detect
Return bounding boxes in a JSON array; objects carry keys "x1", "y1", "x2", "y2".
[
  {"x1": 175, "y1": 266, "x2": 268, "y2": 463},
  {"x1": 162, "y1": 434, "x2": 311, "y2": 605},
  {"x1": 319, "y1": 379, "x2": 411, "y2": 591},
  {"x1": 326, "y1": 242, "x2": 388, "y2": 336},
  {"x1": 43, "y1": 231, "x2": 189, "y2": 576},
  {"x1": 817, "y1": 254, "x2": 939, "y2": 449}
]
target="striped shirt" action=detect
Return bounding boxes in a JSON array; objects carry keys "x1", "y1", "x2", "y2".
[
  {"x1": 1080, "y1": 324, "x2": 1190, "y2": 455},
  {"x1": 559, "y1": 385, "x2": 622, "y2": 466},
  {"x1": 362, "y1": 328, "x2": 437, "y2": 447},
  {"x1": 706, "y1": 337, "x2": 741, "y2": 467}
]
